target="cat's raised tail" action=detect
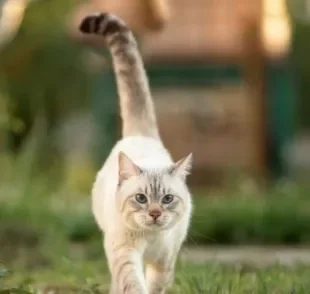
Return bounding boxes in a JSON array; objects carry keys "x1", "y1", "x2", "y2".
[{"x1": 79, "y1": 13, "x2": 159, "y2": 139}]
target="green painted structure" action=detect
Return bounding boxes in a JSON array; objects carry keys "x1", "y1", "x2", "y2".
[
  {"x1": 91, "y1": 58, "x2": 298, "y2": 178},
  {"x1": 266, "y1": 58, "x2": 298, "y2": 177}
]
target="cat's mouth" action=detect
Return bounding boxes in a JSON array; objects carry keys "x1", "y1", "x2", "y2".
[
  {"x1": 146, "y1": 220, "x2": 162, "y2": 227},
  {"x1": 149, "y1": 219, "x2": 173, "y2": 231},
  {"x1": 142, "y1": 220, "x2": 165, "y2": 230},
  {"x1": 135, "y1": 215, "x2": 169, "y2": 230}
]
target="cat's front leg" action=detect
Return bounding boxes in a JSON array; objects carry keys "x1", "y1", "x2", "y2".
[
  {"x1": 146, "y1": 255, "x2": 177, "y2": 294},
  {"x1": 108, "y1": 283, "x2": 117, "y2": 294},
  {"x1": 109, "y1": 250, "x2": 148, "y2": 294},
  {"x1": 105, "y1": 238, "x2": 148, "y2": 294}
]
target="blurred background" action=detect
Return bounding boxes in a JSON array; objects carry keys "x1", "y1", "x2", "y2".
[{"x1": 2, "y1": 0, "x2": 310, "y2": 291}]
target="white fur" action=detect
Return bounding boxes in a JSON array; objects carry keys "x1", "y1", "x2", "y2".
[
  {"x1": 92, "y1": 135, "x2": 191, "y2": 231},
  {"x1": 83, "y1": 12, "x2": 193, "y2": 293},
  {"x1": 92, "y1": 135, "x2": 192, "y2": 293}
]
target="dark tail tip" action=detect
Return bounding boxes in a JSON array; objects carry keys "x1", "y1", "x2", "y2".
[
  {"x1": 79, "y1": 13, "x2": 107, "y2": 34},
  {"x1": 79, "y1": 13, "x2": 128, "y2": 37}
]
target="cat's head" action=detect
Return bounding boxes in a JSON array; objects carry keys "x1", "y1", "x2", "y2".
[{"x1": 116, "y1": 152, "x2": 192, "y2": 232}]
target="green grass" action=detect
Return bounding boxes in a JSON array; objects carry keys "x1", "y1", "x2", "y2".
[
  {"x1": 2, "y1": 152, "x2": 310, "y2": 293},
  {"x1": 2, "y1": 191, "x2": 310, "y2": 294},
  {"x1": 3, "y1": 258, "x2": 310, "y2": 293}
]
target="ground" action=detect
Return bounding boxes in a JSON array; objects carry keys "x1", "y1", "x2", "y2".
[
  {"x1": 2, "y1": 234, "x2": 310, "y2": 293},
  {"x1": 3, "y1": 257, "x2": 310, "y2": 294},
  {"x1": 1, "y1": 164, "x2": 310, "y2": 293}
]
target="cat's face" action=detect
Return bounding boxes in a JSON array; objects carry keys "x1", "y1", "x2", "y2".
[{"x1": 116, "y1": 152, "x2": 192, "y2": 232}]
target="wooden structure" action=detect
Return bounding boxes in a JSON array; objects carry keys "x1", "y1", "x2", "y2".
[
  {"x1": 69, "y1": 0, "x2": 296, "y2": 185},
  {"x1": 142, "y1": 0, "x2": 267, "y2": 182}
]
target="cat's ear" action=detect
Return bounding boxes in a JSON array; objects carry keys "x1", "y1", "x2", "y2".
[
  {"x1": 170, "y1": 153, "x2": 193, "y2": 180},
  {"x1": 118, "y1": 151, "x2": 141, "y2": 184}
]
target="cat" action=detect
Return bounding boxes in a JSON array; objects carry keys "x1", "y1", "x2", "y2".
[{"x1": 79, "y1": 13, "x2": 193, "y2": 294}]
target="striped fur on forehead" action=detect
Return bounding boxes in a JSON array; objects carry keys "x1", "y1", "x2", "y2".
[{"x1": 139, "y1": 169, "x2": 170, "y2": 200}]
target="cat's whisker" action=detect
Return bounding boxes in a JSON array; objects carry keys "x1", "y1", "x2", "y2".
[{"x1": 188, "y1": 231, "x2": 217, "y2": 243}]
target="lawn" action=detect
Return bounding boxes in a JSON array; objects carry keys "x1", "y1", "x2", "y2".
[
  {"x1": 2, "y1": 195, "x2": 310, "y2": 294},
  {"x1": 2, "y1": 253, "x2": 310, "y2": 293},
  {"x1": 1, "y1": 155, "x2": 310, "y2": 293}
]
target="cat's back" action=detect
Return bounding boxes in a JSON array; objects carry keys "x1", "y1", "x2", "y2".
[
  {"x1": 101, "y1": 136, "x2": 173, "y2": 171},
  {"x1": 113, "y1": 136, "x2": 173, "y2": 168}
]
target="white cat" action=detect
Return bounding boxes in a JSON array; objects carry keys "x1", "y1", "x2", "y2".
[{"x1": 79, "y1": 13, "x2": 193, "y2": 294}]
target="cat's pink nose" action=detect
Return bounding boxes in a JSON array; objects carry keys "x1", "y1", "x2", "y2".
[{"x1": 149, "y1": 209, "x2": 161, "y2": 220}]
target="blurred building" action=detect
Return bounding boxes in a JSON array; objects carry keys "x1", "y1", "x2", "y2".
[{"x1": 69, "y1": 0, "x2": 296, "y2": 186}]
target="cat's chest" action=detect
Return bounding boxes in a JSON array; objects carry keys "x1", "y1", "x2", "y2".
[{"x1": 143, "y1": 234, "x2": 169, "y2": 261}]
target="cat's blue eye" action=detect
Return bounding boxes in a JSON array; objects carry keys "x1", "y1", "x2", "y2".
[
  {"x1": 162, "y1": 194, "x2": 174, "y2": 204},
  {"x1": 135, "y1": 193, "x2": 147, "y2": 204}
]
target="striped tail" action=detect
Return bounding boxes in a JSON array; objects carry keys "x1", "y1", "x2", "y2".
[{"x1": 79, "y1": 13, "x2": 159, "y2": 139}]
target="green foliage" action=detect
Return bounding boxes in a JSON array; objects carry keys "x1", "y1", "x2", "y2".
[
  {"x1": 60, "y1": 189, "x2": 310, "y2": 246},
  {"x1": 0, "y1": 0, "x2": 92, "y2": 152},
  {"x1": 64, "y1": 212, "x2": 100, "y2": 243},
  {"x1": 3, "y1": 261, "x2": 310, "y2": 293},
  {"x1": 1, "y1": 162, "x2": 310, "y2": 292},
  {"x1": 41, "y1": 184, "x2": 310, "y2": 246},
  {"x1": 190, "y1": 190, "x2": 310, "y2": 245},
  {"x1": 3, "y1": 178, "x2": 310, "y2": 248}
]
